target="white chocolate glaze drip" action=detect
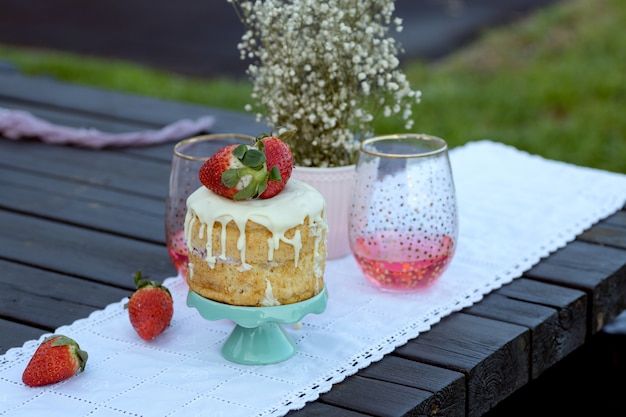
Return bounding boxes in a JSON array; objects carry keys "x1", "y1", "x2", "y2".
[
  {"x1": 261, "y1": 279, "x2": 280, "y2": 306},
  {"x1": 184, "y1": 179, "x2": 327, "y2": 271}
]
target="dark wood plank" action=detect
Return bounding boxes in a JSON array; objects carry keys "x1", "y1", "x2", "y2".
[
  {"x1": 603, "y1": 208, "x2": 626, "y2": 228},
  {"x1": 465, "y1": 279, "x2": 586, "y2": 379},
  {"x1": 0, "y1": 259, "x2": 129, "y2": 330},
  {"x1": 0, "y1": 210, "x2": 177, "y2": 288},
  {"x1": 287, "y1": 401, "x2": 371, "y2": 417},
  {"x1": 493, "y1": 279, "x2": 587, "y2": 373},
  {"x1": 0, "y1": 72, "x2": 268, "y2": 137},
  {"x1": 578, "y1": 209, "x2": 626, "y2": 249},
  {"x1": 0, "y1": 319, "x2": 46, "y2": 355},
  {"x1": 0, "y1": 164, "x2": 166, "y2": 243},
  {"x1": 523, "y1": 240, "x2": 626, "y2": 332},
  {"x1": 0, "y1": 139, "x2": 171, "y2": 198},
  {"x1": 395, "y1": 313, "x2": 530, "y2": 417},
  {"x1": 359, "y1": 356, "x2": 466, "y2": 416},
  {"x1": 317, "y1": 375, "x2": 435, "y2": 417},
  {"x1": 0, "y1": 97, "x2": 165, "y2": 134},
  {"x1": 287, "y1": 356, "x2": 465, "y2": 416}
]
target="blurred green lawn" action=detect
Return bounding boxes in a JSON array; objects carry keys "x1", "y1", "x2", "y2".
[{"x1": 1, "y1": 0, "x2": 624, "y2": 173}]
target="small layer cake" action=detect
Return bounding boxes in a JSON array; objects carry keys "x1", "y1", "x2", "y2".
[{"x1": 184, "y1": 179, "x2": 327, "y2": 306}]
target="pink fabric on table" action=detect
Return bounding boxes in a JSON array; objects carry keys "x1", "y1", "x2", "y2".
[{"x1": 0, "y1": 107, "x2": 215, "y2": 148}]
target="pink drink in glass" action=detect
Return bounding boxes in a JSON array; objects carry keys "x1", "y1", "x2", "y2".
[
  {"x1": 352, "y1": 232, "x2": 455, "y2": 290},
  {"x1": 348, "y1": 134, "x2": 458, "y2": 292},
  {"x1": 167, "y1": 229, "x2": 188, "y2": 279}
]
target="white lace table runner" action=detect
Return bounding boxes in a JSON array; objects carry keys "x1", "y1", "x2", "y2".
[{"x1": 2, "y1": 140, "x2": 625, "y2": 417}]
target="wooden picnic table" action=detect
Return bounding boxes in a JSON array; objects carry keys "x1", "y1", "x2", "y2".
[{"x1": 1, "y1": 72, "x2": 625, "y2": 416}]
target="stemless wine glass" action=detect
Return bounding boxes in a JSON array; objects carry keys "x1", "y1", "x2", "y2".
[
  {"x1": 348, "y1": 134, "x2": 458, "y2": 291},
  {"x1": 166, "y1": 133, "x2": 254, "y2": 279}
]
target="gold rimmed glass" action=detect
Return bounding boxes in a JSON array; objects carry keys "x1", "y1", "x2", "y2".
[
  {"x1": 166, "y1": 133, "x2": 254, "y2": 279},
  {"x1": 348, "y1": 133, "x2": 458, "y2": 291}
]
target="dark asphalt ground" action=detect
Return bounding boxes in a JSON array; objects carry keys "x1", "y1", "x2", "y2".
[{"x1": 0, "y1": 0, "x2": 558, "y2": 78}]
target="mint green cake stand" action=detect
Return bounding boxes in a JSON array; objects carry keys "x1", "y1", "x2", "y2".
[{"x1": 187, "y1": 286, "x2": 328, "y2": 365}]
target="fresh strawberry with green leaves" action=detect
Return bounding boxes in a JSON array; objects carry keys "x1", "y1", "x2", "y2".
[
  {"x1": 256, "y1": 131, "x2": 295, "y2": 199},
  {"x1": 22, "y1": 334, "x2": 88, "y2": 387},
  {"x1": 199, "y1": 131, "x2": 294, "y2": 200},
  {"x1": 199, "y1": 143, "x2": 262, "y2": 200},
  {"x1": 126, "y1": 270, "x2": 173, "y2": 341}
]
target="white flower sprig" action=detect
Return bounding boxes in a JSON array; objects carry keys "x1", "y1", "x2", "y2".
[{"x1": 228, "y1": 0, "x2": 422, "y2": 167}]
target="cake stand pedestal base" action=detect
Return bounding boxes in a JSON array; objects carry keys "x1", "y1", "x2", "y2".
[{"x1": 187, "y1": 286, "x2": 328, "y2": 365}]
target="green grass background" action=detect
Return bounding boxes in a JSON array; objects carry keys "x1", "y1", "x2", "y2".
[{"x1": 1, "y1": 0, "x2": 624, "y2": 173}]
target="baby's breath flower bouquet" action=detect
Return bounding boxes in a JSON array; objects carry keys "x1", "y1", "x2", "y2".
[{"x1": 228, "y1": 0, "x2": 422, "y2": 167}]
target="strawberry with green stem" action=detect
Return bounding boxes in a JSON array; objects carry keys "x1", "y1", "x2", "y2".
[
  {"x1": 127, "y1": 270, "x2": 174, "y2": 341},
  {"x1": 22, "y1": 334, "x2": 88, "y2": 387},
  {"x1": 256, "y1": 131, "x2": 295, "y2": 198},
  {"x1": 199, "y1": 131, "x2": 295, "y2": 200}
]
